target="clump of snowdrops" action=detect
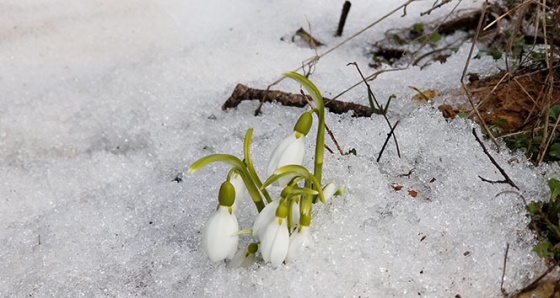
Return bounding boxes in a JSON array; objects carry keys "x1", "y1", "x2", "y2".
[{"x1": 189, "y1": 72, "x2": 341, "y2": 267}]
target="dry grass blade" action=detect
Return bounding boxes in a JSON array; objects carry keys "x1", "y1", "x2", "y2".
[
  {"x1": 255, "y1": 0, "x2": 418, "y2": 115},
  {"x1": 461, "y1": 0, "x2": 500, "y2": 149}
]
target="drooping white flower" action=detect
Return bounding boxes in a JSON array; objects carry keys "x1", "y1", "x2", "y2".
[
  {"x1": 202, "y1": 205, "x2": 239, "y2": 262},
  {"x1": 285, "y1": 225, "x2": 311, "y2": 263},
  {"x1": 266, "y1": 131, "x2": 306, "y2": 186},
  {"x1": 252, "y1": 200, "x2": 279, "y2": 240},
  {"x1": 260, "y1": 216, "x2": 290, "y2": 266},
  {"x1": 229, "y1": 243, "x2": 258, "y2": 268},
  {"x1": 229, "y1": 172, "x2": 246, "y2": 213}
]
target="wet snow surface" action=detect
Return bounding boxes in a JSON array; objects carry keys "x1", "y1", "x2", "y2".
[{"x1": 1, "y1": 0, "x2": 558, "y2": 296}]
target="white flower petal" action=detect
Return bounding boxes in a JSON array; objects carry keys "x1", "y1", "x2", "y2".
[
  {"x1": 260, "y1": 217, "x2": 289, "y2": 266},
  {"x1": 291, "y1": 199, "x2": 300, "y2": 227},
  {"x1": 267, "y1": 133, "x2": 297, "y2": 176},
  {"x1": 285, "y1": 226, "x2": 311, "y2": 263},
  {"x1": 202, "y1": 206, "x2": 239, "y2": 262},
  {"x1": 322, "y1": 182, "x2": 336, "y2": 202},
  {"x1": 266, "y1": 132, "x2": 305, "y2": 186},
  {"x1": 230, "y1": 173, "x2": 246, "y2": 213},
  {"x1": 252, "y1": 200, "x2": 279, "y2": 240}
]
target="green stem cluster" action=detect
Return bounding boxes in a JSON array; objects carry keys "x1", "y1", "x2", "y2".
[
  {"x1": 189, "y1": 72, "x2": 328, "y2": 218},
  {"x1": 283, "y1": 71, "x2": 326, "y2": 202},
  {"x1": 284, "y1": 72, "x2": 325, "y2": 203},
  {"x1": 188, "y1": 154, "x2": 266, "y2": 212}
]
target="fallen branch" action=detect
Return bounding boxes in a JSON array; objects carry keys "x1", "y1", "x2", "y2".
[{"x1": 223, "y1": 83, "x2": 376, "y2": 117}]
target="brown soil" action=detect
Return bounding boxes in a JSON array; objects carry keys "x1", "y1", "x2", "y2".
[
  {"x1": 441, "y1": 69, "x2": 560, "y2": 133},
  {"x1": 512, "y1": 278, "x2": 560, "y2": 298}
]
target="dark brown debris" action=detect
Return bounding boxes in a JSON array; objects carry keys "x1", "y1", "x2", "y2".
[{"x1": 222, "y1": 83, "x2": 376, "y2": 117}]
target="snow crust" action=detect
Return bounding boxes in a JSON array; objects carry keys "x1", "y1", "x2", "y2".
[{"x1": 1, "y1": 0, "x2": 558, "y2": 296}]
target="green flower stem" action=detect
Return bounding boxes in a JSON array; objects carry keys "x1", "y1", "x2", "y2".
[
  {"x1": 262, "y1": 164, "x2": 325, "y2": 203},
  {"x1": 288, "y1": 186, "x2": 319, "y2": 196},
  {"x1": 281, "y1": 185, "x2": 317, "y2": 233},
  {"x1": 243, "y1": 128, "x2": 272, "y2": 203},
  {"x1": 188, "y1": 154, "x2": 265, "y2": 212},
  {"x1": 234, "y1": 229, "x2": 255, "y2": 236},
  {"x1": 299, "y1": 195, "x2": 312, "y2": 227},
  {"x1": 283, "y1": 72, "x2": 326, "y2": 201},
  {"x1": 287, "y1": 196, "x2": 296, "y2": 232}
]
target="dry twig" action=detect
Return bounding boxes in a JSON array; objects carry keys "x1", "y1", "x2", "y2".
[
  {"x1": 348, "y1": 62, "x2": 401, "y2": 160},
  {"x1": 336, "y1": 1, "x2": 352, "y2": 37},
  {"x1": 254, "y1": 0, "x2": 417, "y2": 115},
  {"x1": 461, "y1": 0, "x2": 500, "y2": 148},
  {"x1": 472, "y1": 128, "x2": 519, "y2": 190},
  {"x1": 500, "y1": 243, "x2": 510, "y2": 297},
  {"x1": 223, "y1": 83, "x2": 375, "y2": 118},
  {"x1": 299, "y1": 89, "x2": 345, "y2": 156}
]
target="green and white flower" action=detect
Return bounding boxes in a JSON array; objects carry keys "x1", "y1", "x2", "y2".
[
  {"x1": 202, "y1": 181, "x2": 239, "y2": 262},
  {"x1": 260, "y1": 202, "x2": 290, "y2": 266}
]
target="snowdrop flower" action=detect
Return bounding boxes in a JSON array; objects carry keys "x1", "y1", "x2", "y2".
[
  {"x1": 229, "y1": 171, "x2": 246, "y2": 213},
  {"x1": 229, "y1": 243, "x2": 258, "y2": 268},
  {"x1": 266, "y1": 112, "x2": 312, "y2": 186},
  {"x1": 285, "y1": 225, "x2": 311, "y2": 263},
  {"x1": 322, "y1": 182, "x2": 336, "y2": 202},
  {"x1": 266, "y1": 132, "x2": 305, "y2": 186},
  {"x1": 260, "y1": 202, "x2": 290, "y2": 266},
  {"x1": 202, "y1": 181, "x2": 239, "y2": 262},
  {"x1": 202, "y1": 206, "x2": 239, "y2": 262},
  {"x1": 252, "y1": 199, "x2": 279, "y2": 240}
]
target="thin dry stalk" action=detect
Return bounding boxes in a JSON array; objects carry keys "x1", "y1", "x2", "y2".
[
  {"x1": 513, "y1": 77, "x2": 537, "y2": 106},
  {"x1": 300, "y1": 90, "x2": 345, "y2": 156},
  {"x1": 502, "y1": 1, "x2": 532, "y2": 74},
  {"x1": 500, "y1": 243, "x2": 510, "y2": 297},
  {"x1": 338, "y1": 0, "x2": 465, "y2": 98},
  {"x1": 536, "y1": 1, "x2": 559, "y2": 165},
  {"x1": 461, "y1": 0, "x2": 500, "y2": 148},
  {"x1": 255, "y1": 0, "x2": 418, "y2": 115},
  {"x1": 472, "y1": 128, "x2": 519, "y2": 190},
  {"x1": 522, "y1": 74, "x2": 549, "y2": 131},
  {"x1": 331, "y1": 67, "x2": 406, "y2": 101},
  {"x1": 349, "y1": 62, "x2": 402, "y2": 160},
  {"x1": 483, "y1": 0, "x2": 534, "y2": 31}
]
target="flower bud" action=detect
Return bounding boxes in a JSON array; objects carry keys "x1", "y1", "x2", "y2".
[
  {"x1": 229, "y1": 242, "x2": 258, "y2": 268},
  {"x1": 218, "y1": 181, "x2": 235, "y2": 209},
  {"x1": 294, "y1": 111, "x2": 313, "y2": 137},
  {"x1": 275, "y1": 201, "x2": 289, "y2": 219}
]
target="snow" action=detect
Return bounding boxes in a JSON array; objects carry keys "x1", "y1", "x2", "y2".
[{"x1": 1, "y1": 0, "x2": 557, "y2": 297}]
